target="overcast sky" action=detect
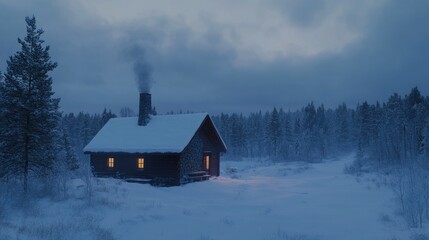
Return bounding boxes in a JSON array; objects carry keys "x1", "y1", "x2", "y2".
[{"x1": 0, "y1": 0, "x2": 428, "y2": 115}]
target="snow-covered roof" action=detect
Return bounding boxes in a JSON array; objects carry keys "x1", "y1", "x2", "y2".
[{"x1": 84, "y1": 113, "x2": 222, "y2": 154}]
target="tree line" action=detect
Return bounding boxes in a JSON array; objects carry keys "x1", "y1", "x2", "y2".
[
  {"x1": 60, "y1": 87, "x2": 429, "y2": 172},
  {"x1": 213, "y1": 88, "x2": 429, "y2": 167}
]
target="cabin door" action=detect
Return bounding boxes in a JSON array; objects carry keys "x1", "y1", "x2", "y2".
[{"x1": 203, "y1": 152, "x2": 211, "y2": 173}]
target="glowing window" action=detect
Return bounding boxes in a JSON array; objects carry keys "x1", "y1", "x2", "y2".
[
  {"x1": 108, "y1": 157, "x2": 114, "y2": 168},
  {"x1": 137, "y1": 158, "x2": 145, "y2": 169},
  {"x1": 204, "y1": 155, "x2": 210, "y2": 170}
]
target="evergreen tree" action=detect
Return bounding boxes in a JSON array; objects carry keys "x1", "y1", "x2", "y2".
[
  {"x1": 100, "y1": 108, "x2": 117, "y2": 127},
  {"x1": 335, "y1": 103, "x2": 350, "y2": 151},
  {"x1": 357, "y1": 101, "x2": 371, "y2": 153},
  {"x1": 268, "y1": 108, "x2": 281, "y2": 159},
  {"x1": 246, "y1": 111, "x2": 264, "y2": 158},
  {"x1": 60, "y1": 130, "x2": 79, "y2": 171},
  {"x1": 151, "y1": 106, "x2": 157, "y2": 116},
  {"x1": 119, "y1": 107, "x2": 135, "y2": 117},
  {"x1": 81, "y1": 113, "x2": 91, "y2": 147},
  {"x1": 293, "y1": 117, "x2": 302, "y2": 161},
  {"x1": 303, "y1": 102, "x2": 317, "y2": 131},
  {"x1": 229, "y1": 113, "x2": 246, "y2": 156},
  {"x1": 384, "y1": 93, "x2": 405, "y2": 164},
  {"x1": 405, "y1": 87, "x2": 425, "y2": 159},
  {"x1": 315, "y1": 105, "x2": 327, "y2": 158},
  {"x1": 0, "y1": 16, "x2": 60, "y2": 191},
  {"x1": 218, "y1": 113, "x2": 231, "y2": 152},
  {"x1": 280, "y1": 113, "x2": 293, "y2": 160},
  {"x1": 302, "y1": 103, "x2": 317, "y2": 160}
]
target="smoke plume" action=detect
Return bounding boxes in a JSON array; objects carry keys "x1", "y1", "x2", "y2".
[{"x1": 130, "y1": 46, "x2": 153, "y2": 93}]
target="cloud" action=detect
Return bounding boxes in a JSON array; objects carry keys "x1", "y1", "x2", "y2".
[
  {"x1": 142, "y1": 0, "x2": 429, "y2": 113},
  {"x1": 0, "y1": 0, "x2": 428, "y2": 115},
  {"x1": 68, "y1": 0, "x2": 371, "y2": 60},
  {"x1": 271, "y1": 0, "x2": 329, "y2": 27}
]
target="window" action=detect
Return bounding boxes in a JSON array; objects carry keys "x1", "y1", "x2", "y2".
[
  {"x1": 108, "y1": 157, "x2": 114, "y2": 168},
  {"x1": 204, "y1": 155, "x2": 210, "y2": 170},
  {"x1": 137, "y1": 158, "x2": 145, "y2": 169}
]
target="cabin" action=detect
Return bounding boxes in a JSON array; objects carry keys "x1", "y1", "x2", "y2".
[{"x1": 83, "y1": 93, "x2": 227, "y2": 186}]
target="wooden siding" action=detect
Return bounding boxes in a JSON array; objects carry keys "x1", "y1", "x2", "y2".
[{"x1": 90, "y1": 153, "x2": 180, "y2": 185}]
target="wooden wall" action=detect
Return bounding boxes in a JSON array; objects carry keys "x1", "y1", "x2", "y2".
[
  {"x1": 90, "y1": 153, "x2": 180, "y2": 185},
  {"x1": 200, "y1": 118, "x2": 221, "y2": 176},
  {"x1": 178, "y1": 117, "x2": 221, "y2": 179}
]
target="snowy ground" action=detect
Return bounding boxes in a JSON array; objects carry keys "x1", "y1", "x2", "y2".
[{"x1": 1, "y1": 154, "x2": 425, "y2": 240}]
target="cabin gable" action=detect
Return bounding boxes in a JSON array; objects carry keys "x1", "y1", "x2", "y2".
[
  {"x1": 179, "y1": 116, "x2": 222, "y2": 182},
  {"x1": 199, "y1": 118, "x2": 221, "y2": 176}
]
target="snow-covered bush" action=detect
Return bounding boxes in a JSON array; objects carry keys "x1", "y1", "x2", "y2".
[
  {"x1": 15, "y1": 214, "x2": 116, "y2": 240},
  {"x1": 197, "y1": 235, "x2": 214, "y2": 240},
  {"x1": 225, "y1": 166, "x2": 240, "y2": 179},
  {"x1": 343, "y1": 158, "x2": 364, "y2": 176},
  {"x1": 50, "y1": 160, "x2": 74, "y2": 200},
  {"x1": 0, "y1": 182, "x2": 8, "y2": 218},
  {"x1": 78, "y1": 160, "x2": 95, "y2": 199},
  {"x1": 411, "y1": 233, "x2": 429, "y2": 240},
  {"x1": 0, "y1": 179, "x2": 38, "y2": 217},
  {"x1": 378, "y1": 212, "x2": 393, "y2": 224},
  {"x1": 390, "y1": 165, "x2": 429, "y2": 228}
]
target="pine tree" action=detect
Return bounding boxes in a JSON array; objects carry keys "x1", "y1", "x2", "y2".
[
  {"x1": 100, "y1": 108, "x2": 117, "y2": 127},
  {"x1": 303, "y1": 102, "x2": 317, "y2": 131},
  {"x1": 280, "y1": 113, "x2": 293, "y2": 160},
  {"x1": 81, "y1": 114, "x2": 91, "y2": 147},
  {"x1": 230, "y1": 113, "x2": 246, "y2": 156},
  {"x1": 119, "y1": 107, "x2": 135, "y2": 117},
  {"x1": 293, "y1": 117, "x2": 302, "y2": 161},
  {"x1": 335, "y1": 103, "x2": 350, "y2": 151},
  {"x1": 384, "y1": 93, "x2": 405, "y2": 164},
  {"x1": 0, "y1": 16, "x2": 60, "y2": 191},
  {"x1": 405, "y1": 87, "x2": 426, "y2": 159},
  {"x1": 315, "y1": 105, "x2": 327, "y2": 158},
  {"x1": 60, "y1": 130, "x2": 79, "y2": 171},
  {"x1": 268, "y1": 108, "x2": 281, "y2": 159},
  {"x1": 302, "y1": 103, "x2": 317, "y2": 160},
  {"x1": 357, "y1": 101, "x2": 371, "y2": 153}
]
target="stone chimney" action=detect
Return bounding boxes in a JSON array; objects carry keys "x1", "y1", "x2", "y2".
[{"x1": 138, "y1": 93, "x2": 151, "y2": 126}]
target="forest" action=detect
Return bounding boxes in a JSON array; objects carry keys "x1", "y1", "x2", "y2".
[{"x1": 213, "y1": 87, "x2": 429, "y2": 167}]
